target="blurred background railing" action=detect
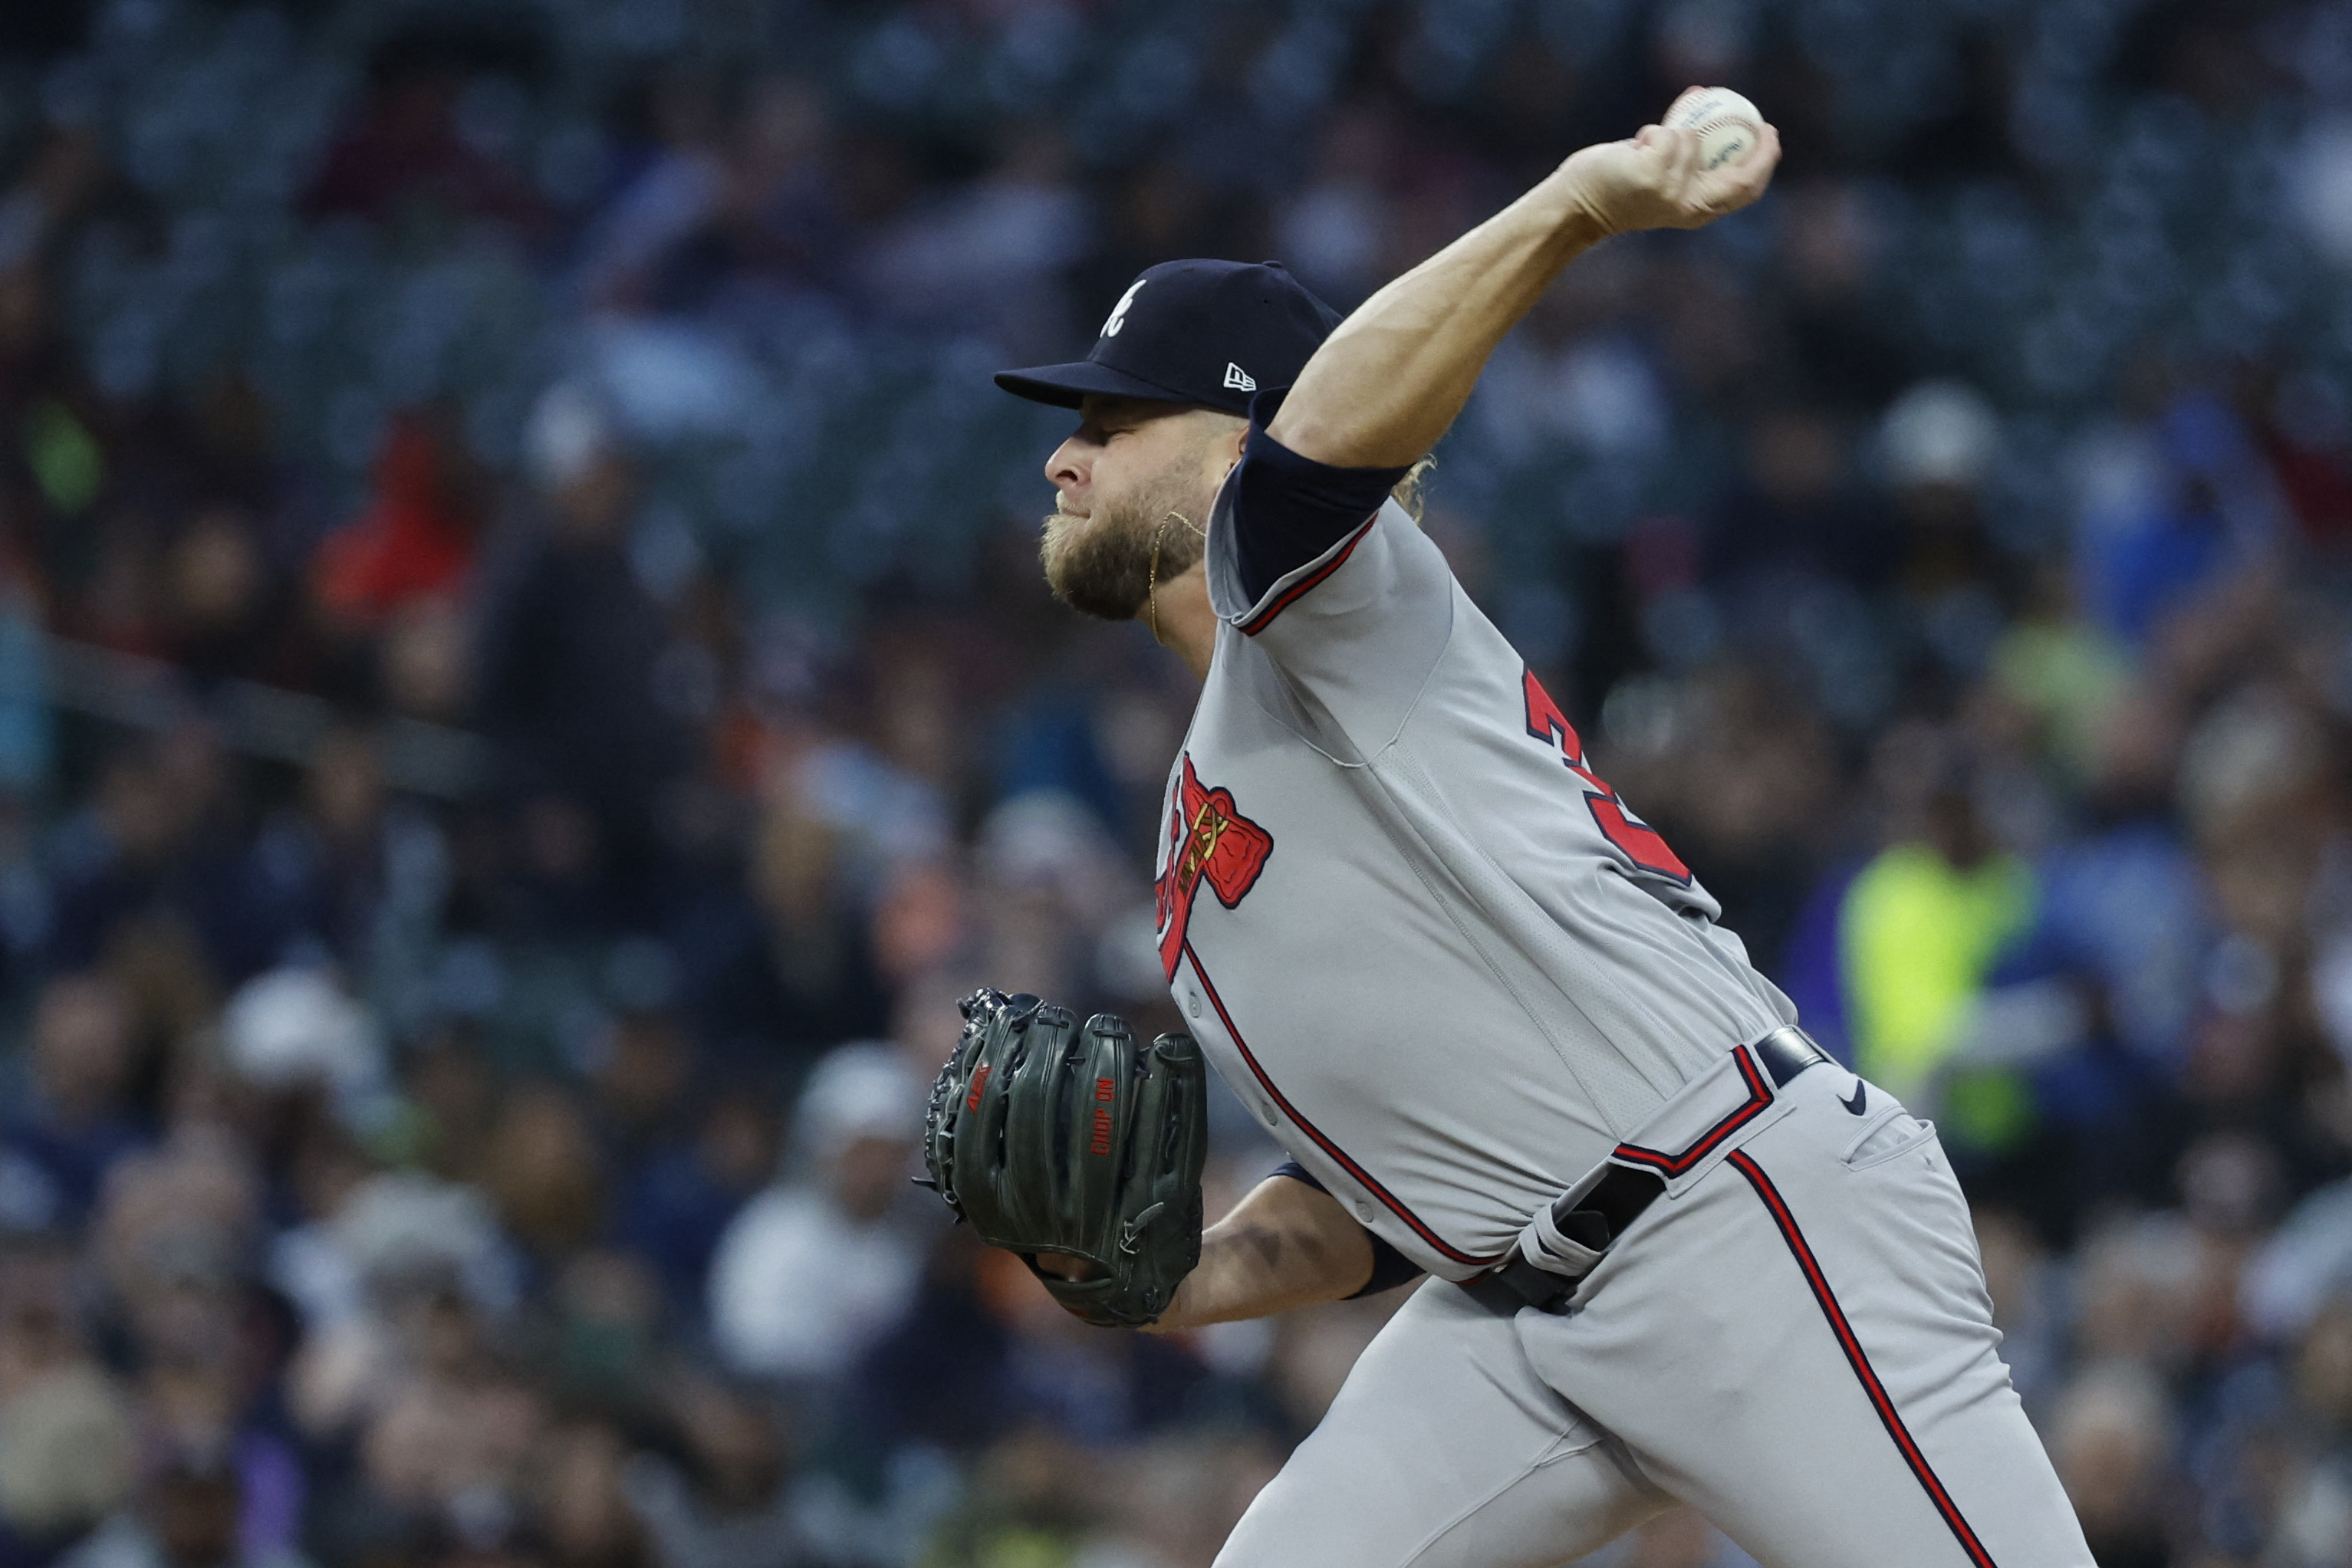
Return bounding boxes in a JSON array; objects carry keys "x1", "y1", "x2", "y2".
[{"x1": 24, "y1": 633, "x2": 487, "y2": 794}]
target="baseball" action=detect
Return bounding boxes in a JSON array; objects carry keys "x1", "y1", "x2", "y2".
[{"x1": 1666, "y1": 87, "x2": 1764, "y2": 173}]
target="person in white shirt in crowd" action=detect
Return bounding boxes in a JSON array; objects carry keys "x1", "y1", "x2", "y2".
[{"x1": 707, "y1": 1044, "x2": 926, "y2": 1385}]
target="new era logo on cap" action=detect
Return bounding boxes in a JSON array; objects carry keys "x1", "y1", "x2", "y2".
[{"x1": 995, "y1": 259, "x2": 1342, "y2": 417}]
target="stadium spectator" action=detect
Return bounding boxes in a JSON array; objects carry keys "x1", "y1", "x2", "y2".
[{"x1": 706, "y1": 1045, "x2": 923, "y2": 1389}]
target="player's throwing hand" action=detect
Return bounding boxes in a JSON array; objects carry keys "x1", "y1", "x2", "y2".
[{"x1": 1558, "y1": 86, "x2": 1782, "y2": 238}]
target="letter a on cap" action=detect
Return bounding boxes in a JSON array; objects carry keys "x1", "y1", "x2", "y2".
[
  {"x1": 1223, "y1": 363, "x2": 1256, "y2": 392},
  {"x1": 1101, "y1": 279, "x2": 1146, "y2": 337}
]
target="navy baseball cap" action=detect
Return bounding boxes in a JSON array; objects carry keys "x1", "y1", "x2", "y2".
[{"x1": 995, "y1": 259, "x2": 1343, "y2": 416}]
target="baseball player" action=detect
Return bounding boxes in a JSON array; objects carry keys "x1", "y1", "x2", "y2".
[{"x1": 981, "y1": 94, "x2": 2094, "y2": 1566}]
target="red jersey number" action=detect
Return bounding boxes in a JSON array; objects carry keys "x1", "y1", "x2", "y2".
[{"x1": 1521, "y1": 669, "x2": 1691, "y2": 883}]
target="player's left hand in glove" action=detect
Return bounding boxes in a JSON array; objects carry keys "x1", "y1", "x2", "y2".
[{"x1": 921, "y1": 988, "x2": 1209, "y2": 1327}]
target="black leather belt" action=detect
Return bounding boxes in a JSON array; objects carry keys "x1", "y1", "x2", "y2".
[
  {"x1": 1747, "y1": 1024, "x2": 1831, "y2": 1091},
  {"x1": 1460, "y1": 1026, "x2": 1829, "y2": 1317}
]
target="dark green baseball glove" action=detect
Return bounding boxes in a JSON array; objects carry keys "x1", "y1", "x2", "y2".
[{"x1": 922, "y1": 989, "x2": 1208, "y2": 1327}]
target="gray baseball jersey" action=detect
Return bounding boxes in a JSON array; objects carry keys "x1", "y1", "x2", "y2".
[
  {"x1": 1161, "y1": 422, "x2": 2094, "y2": 1567},
  {"x1": 1154, "y1": 477, "x2": 1796, "y2": 1280}
]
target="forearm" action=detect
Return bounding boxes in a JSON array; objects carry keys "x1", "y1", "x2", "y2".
[
  {"x1": 1268, "y1": 170, "x2": 1606, "y2": 469},
  {"x1": 1269, "y1": 100, "x2": 1780, "y2": 470},
  {"x1": 1151, "y1": 1175, "x2": 1375, "y2": 1330}
]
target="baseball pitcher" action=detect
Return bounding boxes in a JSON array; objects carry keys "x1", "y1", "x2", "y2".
[{"x1": 933, "y1": 91, "x2": 2094, "y2": 1566}]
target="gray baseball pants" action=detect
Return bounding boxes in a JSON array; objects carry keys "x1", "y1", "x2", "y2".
[{"x1": 1213, "y1": 1060, "x2": 2095, "y2": 1567}]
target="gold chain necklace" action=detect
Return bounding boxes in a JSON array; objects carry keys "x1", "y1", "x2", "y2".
[{"x1": 1146, "y1": 510, "x2": 1208, "y2": 643}]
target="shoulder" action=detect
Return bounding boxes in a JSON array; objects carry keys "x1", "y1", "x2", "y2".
[{"x1": 1211, "y1": 393, "x2": 1416, "y2": 614}]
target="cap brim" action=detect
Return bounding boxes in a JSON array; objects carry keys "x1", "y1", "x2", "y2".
[{"x1": 992, "y1": 360, "x2": 1203, "y2": 409}]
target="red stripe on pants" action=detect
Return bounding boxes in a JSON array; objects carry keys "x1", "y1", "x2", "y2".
[{"x1": 1725, "y1": 1149, "x2": 1998, "y2": 1568}]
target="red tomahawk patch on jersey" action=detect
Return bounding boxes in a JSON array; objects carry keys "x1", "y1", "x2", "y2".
[{"x1": 1155, "y1": 755, "x2": 1274, "y2": 980}]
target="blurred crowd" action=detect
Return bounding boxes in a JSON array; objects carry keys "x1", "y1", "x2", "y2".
[{"x1": 0, "y1": 0, "x2": 2345, "y2": 1564}]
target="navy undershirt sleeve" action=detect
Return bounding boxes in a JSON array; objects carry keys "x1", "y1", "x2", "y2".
[
  {"x1": 1271, "y1": 1160, "x2": 1428, "y2": 1298},
  {"x1": 1230, "y1": 389, "x2": 1413, "y2": 606}
]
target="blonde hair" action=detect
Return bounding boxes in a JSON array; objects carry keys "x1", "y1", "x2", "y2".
[{"x1": 1391, "y1": 455, "x2": 1436, "y2": 524}]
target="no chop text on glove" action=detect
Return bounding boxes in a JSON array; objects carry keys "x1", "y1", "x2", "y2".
[{"x1": 922, "y1": 989, "x2": 1209, "y2": 1326}]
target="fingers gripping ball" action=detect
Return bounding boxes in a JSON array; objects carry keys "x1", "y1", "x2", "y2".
[
  {"x1": 923, "y1": 990, "x2": 1209, "y2": 1327},
  {"x1": 1666, "y1": 87, "x2": 1764, "y2": 172}
]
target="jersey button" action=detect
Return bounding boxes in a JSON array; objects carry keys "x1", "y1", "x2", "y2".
[
  {"x1": 1188, "y1": 993, "x2": 1202, "y2": 1018},
  {"x1": 1355, "y1": 1201, "x2": 1375, "y2": 1223}
]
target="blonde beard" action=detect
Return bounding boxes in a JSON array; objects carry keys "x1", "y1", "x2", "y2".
[{"x1": 1038, "y1": 463, "x2": 1213, "y2": 621}]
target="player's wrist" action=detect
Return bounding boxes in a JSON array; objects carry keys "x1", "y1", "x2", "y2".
[{"x1": 1543, "y1": 150, "x2": 1629, "y2": 247}]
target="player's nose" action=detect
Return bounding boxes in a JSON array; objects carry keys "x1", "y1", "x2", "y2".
[{"x1": 1044, "y1": 436, "x2": 1089, "y2": 496}]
